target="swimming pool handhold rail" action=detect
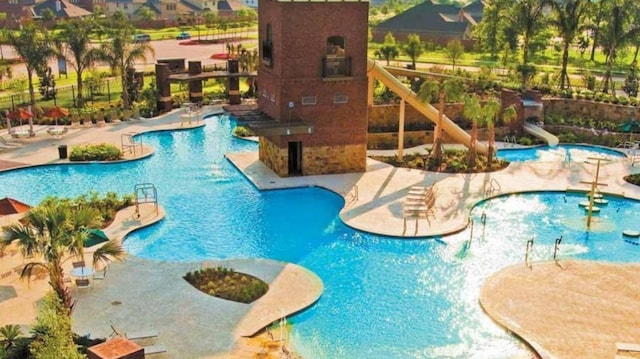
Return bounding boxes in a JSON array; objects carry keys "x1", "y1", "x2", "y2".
[
  {"x1": 525, "y1": 238, "x2": 534, "y2": 270},
  {"x1": 553, "y1": 236, "x2": 563, "y2": 265}
]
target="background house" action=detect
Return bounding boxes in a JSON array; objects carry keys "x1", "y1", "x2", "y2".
[{"x1": 372, "y1": 0, "x2": 484, "y2": 48}]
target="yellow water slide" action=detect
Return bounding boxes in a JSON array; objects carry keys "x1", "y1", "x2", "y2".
[{"x1": 366, "y1": 58, "x2": 488, "y2": 155}]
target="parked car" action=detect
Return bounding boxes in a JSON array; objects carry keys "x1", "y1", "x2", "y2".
[
  {"x1": 176, "y1": 32, "x2": 191, "y2": 40},
  {"x1": 133, "y1": 34, "x2": 151, "y2": 42}
]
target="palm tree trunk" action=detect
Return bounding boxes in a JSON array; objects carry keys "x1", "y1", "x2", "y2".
[
  {"x1": 51, "y1": 262, "x2": 73, "y2": 311},
  {"x1": 121, "y1": 72, "x2": 129, "y2": 110},
  {"x1": 590, "y1": 1, "x2": 604, "y2": 62},
  {"x1": 467, "y1": 120, "x2": 477, "y2": 167},
  {"x1": 76, "y1": 69, "x2": 84, "y2": 108},
  {"x1": 27, "y1": 70, "x2": 36, "y2": 133},
  {"x1": 430, "y1": 94, "x2": 445, "y2": 165},
  {"x1": 602, "y1": 48, "x2": 615, "y2": 93},
  {"x1": 560, "y1": 42, "x2": 571, "y2": 89},
  {"x1": 488, "y1": 123, "x2": 495, "y2": 169}
]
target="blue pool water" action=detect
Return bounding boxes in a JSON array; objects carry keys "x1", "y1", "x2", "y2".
[
  {"x1": 1, "y1": 116, "x2": 639, "y2": 358},
  {"x1": 498, "y1": 144, "x2": 626, "y2": 162}
]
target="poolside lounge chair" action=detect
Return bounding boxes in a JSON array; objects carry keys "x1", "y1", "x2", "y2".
[
  {"x1": 93, "y1": 267, "x2": 107, "y2": 280},
  {"x1": 126, "y1": 330, "x2": 158, "y2": 340},
  {"x1": 0, "y1": 136, "x2": 21, "y2": 148}
]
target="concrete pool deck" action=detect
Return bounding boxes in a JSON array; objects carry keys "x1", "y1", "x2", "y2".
[{"x1": 1, "y1": 107, "x2": 640, "y2": 358}]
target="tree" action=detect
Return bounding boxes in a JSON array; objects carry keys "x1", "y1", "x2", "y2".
[
  {"x1": 40, "y1": 8, "x2": 56, "y2": 25},
  {"x1": 2, "y1": 202, "x2": 125, "y2": 311},
  {"x1": 55, "y1": 18, "x2": 102, "y2": 108},
  {"x1": 0, "y1": 324, "x2": 22, "y2": 350},
  {"x1": 204, "y1": 11, "x2": 218, "y2": 40},
  {"x1": 37, "y1": 66, "x2": 56, "y2": 101},
  {"x1": 623, "y1": 61, "x2": 639, "y2": 97},
  {"x1": 29, "y1": 293, "x2": 84, "y2": 359},
  {"x1": 473, "y1": 0, "x2": 509, "y2": 59},
  {"x1": 600, "y1": 1, "x2": 640, "y2": 94},
  {"x1": 417, "y1": 78, "x2": 464, "y2": 164},
  {"x1": 481, "y1": 97, "x2": 502, "y2": 168},
  {"x1": 0, "y1": 65, "x2": 11, "y2": 90},
  {"x1": 239, "y1": 48, "x2": 258, "y2": 96},
  {"x1": 0, "y1": 13, "x2": 7, "y2": 60},
  {"x1": 588, "y1": 0, "x2": 606, "y2": 61},
  {"x1": 511, "y1": 0, "x2": 547, "y2": 65},
  {"x1": 463, "y1": 95, "x2": 482, "y2": 167},
  {"x1": 137, "y1": 5, "x2": 156, "y2": 21},
  {"x1": 374, "y1": 32, "x2": 399, "y2": 65},
  {"x1": 98, "y1": 26, "x2": 154, "y2": 110},
  {"x1": 445, "y1": 39, "x2": 464, "y2": 71},
  {"x1": 549, "y1": 0, "x2": 591, "y2": 89},
  {"x1": 6, "y1": 23, "x2": 54, "y2": 128},
  {"x1": 402, "y1": 33, "x2": 423, "y2": 69}
]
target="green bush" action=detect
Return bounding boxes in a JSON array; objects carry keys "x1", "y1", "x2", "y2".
[
  {"x1": 184, "y1": 267, "x2": 268, "y2": 304},
  {"x1": 70, "y1": 143, "x2": 122, "y2": 161},
  {"x1": 626, "y1": 174, "x2": 640, "y2": 186},
  {"x1": 233, "y1": 125, "x2": 254, "y2": 137},
  {"x1": 557, "y1": 132, "x2": 578, "y2": 143},
  {"x1": 518, "y1": 137, "x2": 534, "y2": 146}
]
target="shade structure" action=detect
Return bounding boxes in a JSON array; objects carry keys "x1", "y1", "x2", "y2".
[
  {"x1": 618, "y1": 119, "x2": 640, "y2": 133},
  {"x1": 43, "y1": 106, "x2": 70, "y2": 122},
  {"x1": 84, "y1": 228, "x2": 109, "y2": 247},
  {"x1": 6, "y1": 108, "x2": 33, "y2": 122},
  {"x1": 0, "y1": 197, "x2": 31, "y2": 215}
]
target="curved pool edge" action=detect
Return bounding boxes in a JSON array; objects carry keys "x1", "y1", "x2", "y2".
[
  {"x1": 479, "y1": 260, "x2": 640, "y2": 359},
  {"x1": 230, "y1": 258, "x2": 324, "y2": 338},
  {"x1": 102, "y1": 202, "x2": 166, "y2": 244}
]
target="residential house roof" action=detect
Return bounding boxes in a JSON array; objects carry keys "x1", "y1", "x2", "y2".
[
  {"x1": 31, "y1": 0, "x2": 92, "y2": 18},
  {"x1": 374, "y1": 0, "x2": 482, "y2": 36}
]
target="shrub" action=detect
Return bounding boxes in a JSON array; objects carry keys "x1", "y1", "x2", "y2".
[
  {"x1": 518, "y1": 137, "x2": 533, "y2": 146},
  {"x1": 625, "y1": 174, "x2": 640, "y2": 186},
  {"x1": 557, "y1": 132, "x2": 578, "y2": 143},
  {"x1": 70, "y1": 143, "x2": 122, "y2": 161},
  {"x1": 233, "y1": 125, "x2": 254, "y2": 137},
  {"x1": 183, "y1": 267, "x2": 268, "y2": 304}
]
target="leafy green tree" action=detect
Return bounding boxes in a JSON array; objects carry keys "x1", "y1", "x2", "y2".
[
  {"x1": 0, "y1": 13, "x2": 7, "y2": 60},
  {"x1": 417, "y1": 78, "x2": 464, "y2": 164},
  {"x1": 137, "y1": 5, "x2": 156, "y2": 21},
  {"x1": 600, "y1": 1, "x2": 640, "y2": 93},
  {"x1": 2, "y1": 202, "x2": 125, "y2": 311},
  {"x1": 623, "y1": 61, "x2": 639, "y2": 97},
  {"x1": 0, "y1": 65, "x2": 12, "y2": 90},
  {"x1": 37, "y1": 67, "x2": 56, "y2": 100},
  {"x1": 29, "y1": 293, "x2": 84, "y2": 359},
  {"x1": 40, "y1": 8, "x2": 56, "y2": 25},
  {"x1": 511, "y1": 0, "x2": 547, "y2": 65},
  {"x1": 549, "y1": 0, "x2": 591, "y2": 89},
  {"x1": 588, "y1": 0, "x2": 606, "y2": 61},
  {"x1": 402, "y1": 33, "x2": 423, "y2": 69},
  {"x1": 55, "y1": 18, "x2": 102, "y2": 108},
  {"x1": 204, "y1": 11, "x2": 218, "y2": 40},
  {"x1": 6, "y1": 23, "x2": 54, "y2": 125},
  {"x1": 473, "y1": 0, "x2": 509, "y2": 59},
  {"x1": 239, "y1": 48, "x2": 258, "y2": 96},
  {"x1": 374, "y1": 32, "x2": 399, "y2": 65},
  {"x1": 445, "y1": 39, "x2": 464, "y2": 71},
  {"x1": 98, "y1": 26, "x2": 154, "y2": 110}
]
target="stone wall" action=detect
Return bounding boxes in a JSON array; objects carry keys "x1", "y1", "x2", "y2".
[
  {"x1": 368, "y1": 103, "x2": 467, "y2": 132},
  {"x1": 303, "y1": 143, "x2": 367, "y2": 175},
  {"x1": 259, "y1": 138, "x2": 288, "y2": 177},
  {"x1": 543, "y1": 98, "x2": 640, "y2": 124},
  {"x1": 259, "y1": 137, "x2": 367, "y2": 176}
]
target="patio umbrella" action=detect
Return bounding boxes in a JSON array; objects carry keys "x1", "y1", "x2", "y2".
[
  {"x1": 7, "y1": 108, "x2": 33, "y2": 127},
  {"x1": 0, "y1": 197, "x2": 31, "y2": 216},
  {"x1": 84, "y1": 228, "x2": 109, "y2": 247},
  {"x1": 618, "y1": 119, "x2": 640, "y2": 142},
  {"x1": 43, "y1": 106, "x2": 70, "y2": 126}
]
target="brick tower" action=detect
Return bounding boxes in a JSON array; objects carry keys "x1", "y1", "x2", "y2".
[{"x1": 255, "y1": 0, "x2": 369, "y2": 177}]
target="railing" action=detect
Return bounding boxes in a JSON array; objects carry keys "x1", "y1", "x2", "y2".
[
  {"x1": 322, "y1": 56, "x2": 352, "y2": 78},
  {"x1": 485, "y1": 178, "x2": 501, "y2": 197}
]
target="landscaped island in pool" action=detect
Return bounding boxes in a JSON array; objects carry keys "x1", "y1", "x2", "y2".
[{"x1": 1, "y1": 115, "x2": 638, "y2": 358}]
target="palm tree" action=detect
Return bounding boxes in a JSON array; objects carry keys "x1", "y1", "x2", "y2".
[
  {"x1": 402, "y1": 33, "x2": 423, "y2": 69},
  {"x1": 55, "y1": 18, "x2": 102, "y2": 108},
  {"x1": 481, "y1": 97, "x2": 503, "y2": 168},
  {"x1": 239, "y1": 48, "x2": 258, "y2": 96},
  {"x1": 98, "y1": 27, "x2": 154, "y2": 110},
  {"x1": 463, "y1": 95, "x2": 482, "y2": 168},
  {"x1": 549, "y1": 0, "x2": 591, "y2": 90},
  {"x1": 374, "y1": 32, "x2": 399, "y2": 66},
  {"x1": 0, "y1": 324, "x2": 21, "y2": 350},
  {"x1": 417, "y1": 77, "x2": 464, "y2": 165},
  {"x1": 1, "y1": 203, "x2": 124, "y2": 311},
  {"x1": 512, "y1": 0, "x2": 547, "y2": 65},
  {"x1": 600, "y1": 2, "x2": 640, "y2": 94},
  {"x1": 6, "y1": 23, "x2": 54, "y2": 126}
]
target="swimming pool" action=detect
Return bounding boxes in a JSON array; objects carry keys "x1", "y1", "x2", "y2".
[
  {"x1": 498, "y1": 144, "x2": 626, "y2": 162},
  {"x1": 1, "y1": 116, "x2": 638, "y2": 358}
]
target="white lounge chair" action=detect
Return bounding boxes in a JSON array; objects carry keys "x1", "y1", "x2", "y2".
[{"x1": 144, "y1": 345, "x2": 167, "y2": 355}]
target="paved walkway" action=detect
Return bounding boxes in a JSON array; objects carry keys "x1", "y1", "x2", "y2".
[
  {"x1": 2, "y1": 107, "x2": 640, "y2": 358},
  {"x1": 480, "y1": 261, "x2": 640, "y2": 359},
  {"x1": 227, "y1": 148, "x2": 640, "y2": 238}
]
